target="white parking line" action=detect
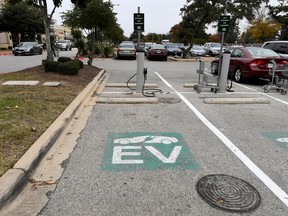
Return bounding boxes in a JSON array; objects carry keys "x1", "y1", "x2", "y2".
[
  {"x1": 155, "y1": 71, "x2": 288, "y2": 207},
  {"x1": 234, "y1": 82, "x2": 288, "y2": 105}
]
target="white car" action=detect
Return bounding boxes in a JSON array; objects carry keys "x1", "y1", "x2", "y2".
[{"x1": 55, "y1": 40, "x2": 72, "y2": 51}]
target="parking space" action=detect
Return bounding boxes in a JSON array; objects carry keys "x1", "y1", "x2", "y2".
[{"x1": 36, "y1": 59, "x2": 288, "y2": 215}]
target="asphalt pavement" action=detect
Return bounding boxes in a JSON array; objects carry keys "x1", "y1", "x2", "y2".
[{"x1": 1, "y1": 57, "x2": 288, "y2": 215}]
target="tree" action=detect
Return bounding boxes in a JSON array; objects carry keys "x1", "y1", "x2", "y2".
[
  {"x1": 179, "y1": 0, "x2": 268, "y2": 57},
  {"x1": 0, "y1": 1, "x2": 44, "y2": 46},
  {"x1": 247, "y1": 20, "x2": 281, "y2": 43},
  {"x1": 6, "y1": 0, "x2": 90, "y2": 61},
  {"x1": 62, "y1": 0, "x2": 119, "y2": 64},
  {"x1": 268, "y1": 0, "x2": 288, "y2": 25}
]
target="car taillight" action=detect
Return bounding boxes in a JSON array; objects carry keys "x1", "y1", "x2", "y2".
[
  {"x1": 250, "y1": 59, "x2": 266, "y2": 68},
  {"x1": 279, "y1": 60, "x2": 288, "y2": 65}
]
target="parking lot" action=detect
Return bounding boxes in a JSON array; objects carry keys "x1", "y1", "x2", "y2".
[{"x1": 1, "y1": 57, "x2": 288, "y2": 215}]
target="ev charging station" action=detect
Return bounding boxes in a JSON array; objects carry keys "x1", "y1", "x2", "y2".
[
  {"x1": 134, "y1": 7, "x2": 145, "y2": 93},
  {"x1": 217, "y1": 13, "x2": 231, "y2": 93}
]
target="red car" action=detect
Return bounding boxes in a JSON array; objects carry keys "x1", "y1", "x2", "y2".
[
  {"x1": 147, "y1": 44, "x2": 168, "y2": 61},
  {"x1": 211, "y1": 47, "x2": 288, "y2": 82}
]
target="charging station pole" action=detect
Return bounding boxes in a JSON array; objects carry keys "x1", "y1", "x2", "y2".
[
  {"x1": 218, "y1": 51, "x2": 231, "y2": 93},
  {"x1": 134, "y1": 7, "x2": 145, "y2": 93}
]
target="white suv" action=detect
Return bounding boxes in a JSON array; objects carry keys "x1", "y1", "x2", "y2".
[
  {"x1": 262, "y1": 41, "x2": 288, "y2": 57},
  {"x1": 203, "y1": 42, "x2": 222, "y2": 56}
]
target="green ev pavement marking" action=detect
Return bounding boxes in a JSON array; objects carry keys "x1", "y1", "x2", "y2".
[
  {"x1": 100, "y1": 132, "x2": 199, "y2": 171},
  {"x1": 263, "y1": 132, "x2": 288, "y2": 150}
]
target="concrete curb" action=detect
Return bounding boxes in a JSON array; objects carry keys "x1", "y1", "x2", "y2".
[
  {"x1": 0, "y1": 69, "x2": 106, "y2": 210},
  {"x1": 203, "y1": 97, "x2": 271, "y2": 104},
  {"x1": 97, "y1": 97, "x2": 158, "y2": 104}
]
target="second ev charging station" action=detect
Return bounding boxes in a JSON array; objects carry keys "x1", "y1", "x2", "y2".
[{"x1": 134, "y1": 7, "x2": 145, "y2": 93}]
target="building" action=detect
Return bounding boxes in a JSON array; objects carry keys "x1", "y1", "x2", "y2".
[{"x1": 0, "y1": 0, "x2": 13, "y2": 49}]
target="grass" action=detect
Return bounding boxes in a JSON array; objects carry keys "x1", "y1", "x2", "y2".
[{"x1": 0, "y1": 65, "x2": 101, "y2": 176}]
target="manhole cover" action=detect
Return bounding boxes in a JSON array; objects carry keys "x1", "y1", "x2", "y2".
[
  {"x1": 158, "y1": 97, "x2": 181, "y2": 104},
  {"x1": 196, "y1": 174, "x2": 261, "y2": 213}
]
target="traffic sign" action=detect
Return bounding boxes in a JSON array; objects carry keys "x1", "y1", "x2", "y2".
[
  {"x1": 134, "y1": 13, "x2": 144, "y2": 31},
  {"x1": 218, "y1": 15, "x2": 230, "y2": 32}
]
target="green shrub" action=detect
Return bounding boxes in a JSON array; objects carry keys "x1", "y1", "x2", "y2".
[
  {"x1": 73, "y1": 59, "x2": 84, "y2": 68},
  {"x1": 57, "y1": 57, "x2": 72, "y2": 63},
  {"x1": 104, "y1": 45, "x2": 113, "y2": 57},
  {"x1": 44, "y1": 61, "x2": 59, "y2": 72},
  {"x1": 57, "y1": 61, "x2": 80, "y2": 75}
]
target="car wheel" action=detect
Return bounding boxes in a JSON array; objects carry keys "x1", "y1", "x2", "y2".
[
  {"x1": 234, "y1": 68, "x2": 243, "y2": 82},
  {"x1": 164, "y1": 57, "x2": 167, "y2": 61},
  {"x1": 209, "y1": 51, "x2": 213, "y2": 56},
  {"x1": 29, "y1": 49, "x2": 33, "y2": 55},
  {"x1": 14, "y1": 53, "x2": 18, "y2": 56}
]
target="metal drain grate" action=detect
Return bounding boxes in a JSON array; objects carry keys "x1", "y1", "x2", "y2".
[
  {"x1": 196, "y1": 174, "x2": 261, "y2": 213},
  {"x1": 158, "y1": 97, "x2": 181, "y2": 104}
]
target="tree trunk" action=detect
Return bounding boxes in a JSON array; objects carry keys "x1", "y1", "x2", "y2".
[{"x1": 38, "y1": 1, "x2": 54, "y2": 61}]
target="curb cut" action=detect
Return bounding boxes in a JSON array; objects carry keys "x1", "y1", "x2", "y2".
[{"x1": 0, "y1": 69, "x2": 106, "y2": 210}]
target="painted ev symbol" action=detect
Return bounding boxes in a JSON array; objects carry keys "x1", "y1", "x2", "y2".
[
  {"x1": 276, "y1": 137, "x2": 288, "y2": 143},
  {"x1": 101, "y1": 132, "x2": 199, "y2": 171},
  {"x1": 113, "y1": 135, "x2": 179, "y2": 145}
]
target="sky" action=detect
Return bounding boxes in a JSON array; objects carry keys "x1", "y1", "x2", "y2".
[
  {"x1": 47, "y1": 0, "x2": 188, "y2": 36},
  {"x1": 48, "y1": 0, "x2": 279, "y2": 37}
]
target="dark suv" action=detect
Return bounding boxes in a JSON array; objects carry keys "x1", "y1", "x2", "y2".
[{"x1": 262, "y1": 41, "x2": 288, "y2": 57}]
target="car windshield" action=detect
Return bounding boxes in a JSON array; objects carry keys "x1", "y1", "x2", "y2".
[
  {"x1": 151, "y1": 45, "x2": 165, "y2": 49},
  {"x1": 19, "y1": 42, "x2": 35, "y2": 46},
  {"x1": 166, "y1": 44, "x2": 178, "y2": 48},
  {"x1": 210, "y1": 43, "x2": 221, "y2": 48},
  {"x1": 247, "y1": 47, "x2": 280, "y2": 57},
  {"x1": 145, "y1": 43, "x2": 153, "y2": 47},
  {"x1": 119, "y1": 44, "x2": 135, "y2": 48},
  {"x1": 193, "y1": 45, "x2": 203, "y2": 50},
  {"x1": 58, "y1": 40, "x2": 68, "y2": 43}
]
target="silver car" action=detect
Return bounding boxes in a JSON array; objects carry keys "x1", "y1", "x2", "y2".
[
  {"x1": 116, "y1": 43, "x2": 136, "y2": 60},
  {"x1": 55, "y1": 40, "x2": 72, "y2": 51},
  {"x1": 190, "y1": 45, "x2": 206, "y2": 56},
  {"x1": 13, "y1": 42, "x2": 43, "y2": 56}
]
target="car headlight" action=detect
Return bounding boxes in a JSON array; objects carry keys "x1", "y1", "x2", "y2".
[{"x1": 25, "y1": 48, "x2": 30, "y2": 51}]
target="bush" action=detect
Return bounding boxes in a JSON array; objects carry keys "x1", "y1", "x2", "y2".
[
  {"x1": 104, "y1": 45, "x2": 113, "y2": 57},
  {"x1": 44, "y1": 61, "x2": 59, "y2": 72},
  {"x1": 73, "y1": 59, "x2": 84, "y2": 68},
  {"x1": 57, "y1": 57, "x2": 72, "y2": 63},
  {"x1": 57, "y1": 61, "x2": 80, "y2": 75}
]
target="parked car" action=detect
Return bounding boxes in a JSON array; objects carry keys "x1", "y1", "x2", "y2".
[
  {"x1": 262, "y1": 41, "x2": 288, "y2": 58},
  {"x1": 203, "y1": 42, "x2": 222, "y2": 56},
  {"x1": 116, "y1": 43, "x2": 136, "y2": 60},
  {"x1": 55, "y1": 40, "x2": 72, "y2": 51},
  {"x1": 144, "y1": 42, "x2": 155, "y2": 55},
  {"x1": 177, "y1": 43, "x2": 185, "y2": 51},
  {"x1": 210, "y1": 46, "x2": 288, "y2": 82},
  {"x1": 165, "y1": 43, "x2": 182, "y2": 56},
  {"x1": 13, "y1": 42, "x2": 43, "y2": 56},
  {"x1": 190, "y1": 45, "x2": 206, "y2": 56},
  {"x1": 146, "y1": 44, "x2": 168, "y2": 61}
]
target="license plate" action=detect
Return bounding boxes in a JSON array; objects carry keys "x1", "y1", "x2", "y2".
[
  {"x1": 156, "y1": 51, "x2": 161, "y2": 53},
  {"x1": 267, "y1": 63, "x2": 273, "y2": 68}
]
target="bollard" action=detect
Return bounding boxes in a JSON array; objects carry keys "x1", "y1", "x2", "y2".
[
  {"x1": 136, "y1": 51, "x2": 145, "y2": 93},
  {"x1": 218, "y1": 51, "x2": 231, "y2": 93}
]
